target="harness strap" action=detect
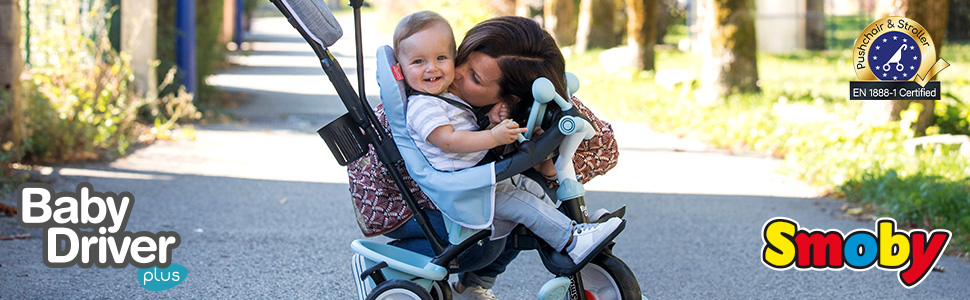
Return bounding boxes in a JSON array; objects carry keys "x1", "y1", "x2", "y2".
[{"x1": 408, "y1": 90, "x2": 474, "y2": 112}]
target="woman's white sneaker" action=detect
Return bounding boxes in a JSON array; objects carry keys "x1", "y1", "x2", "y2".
[{"x1": 452, "y1": 281, "x2": 498, "y2": 300}]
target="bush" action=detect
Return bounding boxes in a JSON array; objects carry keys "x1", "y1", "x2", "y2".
[
  {"x1": 17, "y1": 0, "x2": 200, "y2": 163},
  {"x1": 935, "y1": 92, "x2": 970, "y2": 136},
  {"x1": 0, "y1": 90, "x2": 27, "y2": 190},
  {"x1": 843, "y1": 171, "x2": 970, "y2": 246},
  {"x1": 20, "y1": 1, "x2": 137, "y2": 161}
]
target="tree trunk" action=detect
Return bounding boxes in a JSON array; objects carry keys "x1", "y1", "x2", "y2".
[
  {"x1": 861, "y1": 0, "x2": 949, "y2": 135},
  {"x1": 122, "y1": 0, "x2": 159, "y2": 99},
  {"x1": 948, "y1": 0, "x2": 970, "y2": 40},
  {"x1": 544, "y1": 0, "x2": 577, "y2": 46},
  {"x1": 805, "y1": 0, "x2": 825, "y2": 50},
  {"x1": 698, "y1": 0, "x2": 760, "y2": 99},
  {"x1": 592, "y1": 0, "x2": 620, "y2": 48},
  {"x1": 0, "y1": 0, "x2": 25, "y2": 168},
  {"x1": 655, "y1": 0, "x2": 672, "y2": 45},
  {"x1": 613, "y1": 0, "x2": 628, "y2": 45},
  {"x1": 876, "y1": 0, "x2": 948, "y2": 55},
  {"x1": 576, "y1": 0, "x2": 593, "y2": 53},
  {"x1": 576, "y1": 0, "x2": 619, "y2": 53},
  {"x1": 625, "y1": 0, "x2": 657, "y2": 70}
]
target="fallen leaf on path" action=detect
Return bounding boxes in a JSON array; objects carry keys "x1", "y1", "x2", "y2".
[
  {"x1": 0, "y1": 236, "x2": 12, "y2": 241},
  {"x1": 1, "y1": 202, "x2": 17, "y2": 216},
  {"x1": 846, "y1": 207, "x2": 864, "y2": 215},
  {"x1": 13, "y1": 234, "x2": 31, "y2": 239},
  {"x1": 279, "y1": 197, "x2": 287, "y2": 204}
]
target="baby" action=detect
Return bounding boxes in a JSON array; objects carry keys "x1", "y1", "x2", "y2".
[{"x1": 395, "y1": 11, "x2": 622, "y2": 266}]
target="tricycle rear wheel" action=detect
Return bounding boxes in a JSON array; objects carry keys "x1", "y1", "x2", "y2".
[{"x1": 569, "y1": 253, "x2": 641, "y2": 300}]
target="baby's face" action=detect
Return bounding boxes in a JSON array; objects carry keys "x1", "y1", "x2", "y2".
[{"x1": 397, "y1": 23, "x2": 455, "y2": 95}]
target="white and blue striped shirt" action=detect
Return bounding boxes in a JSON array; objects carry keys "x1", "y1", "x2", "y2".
[{"x1": 406, "y1": 93, "x2": 486, "y2": 171}]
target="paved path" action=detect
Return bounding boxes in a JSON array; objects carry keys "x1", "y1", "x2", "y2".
[{"x1": 2, "y1": 13, "x2": 968, "y2": 299}]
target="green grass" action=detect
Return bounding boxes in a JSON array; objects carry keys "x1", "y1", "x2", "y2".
[
  {"x1": 827, "y1": 15, "x2": 874, "y2": 50},
  {"x1": 663, "y1": 24, "x2": 689, "y2": 45}
]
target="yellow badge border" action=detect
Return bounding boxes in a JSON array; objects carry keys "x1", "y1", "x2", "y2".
[{"x1": 853, "y1": 17, "x2": 936, "y2": 82}]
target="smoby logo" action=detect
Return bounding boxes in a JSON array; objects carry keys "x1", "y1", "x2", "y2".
[{"x1": 761, "y1": 217, "x2": 951, "y2": 288}]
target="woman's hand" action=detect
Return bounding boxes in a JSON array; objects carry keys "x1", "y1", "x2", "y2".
[
  {"x1": 531, "y1": 127, "x2": 557, "y2": 180},
  {"x1": 490, "y1": 119, "x2": 527, "y2": 145},
  {"x1": 534, "y1": 158, "x2": 556, "y2": 180},
  {"x1": 486, "y1": 102, "x2": 510, "y2": 129}
]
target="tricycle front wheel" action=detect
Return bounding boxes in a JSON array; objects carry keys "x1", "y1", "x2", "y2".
[{"x1": 366, "y1": 279, "x2": 432, "y2": 300}]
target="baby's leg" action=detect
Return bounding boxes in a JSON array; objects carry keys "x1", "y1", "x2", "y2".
[{"x1": 494, "y1": 175, "x2": 573, "y2": 251}]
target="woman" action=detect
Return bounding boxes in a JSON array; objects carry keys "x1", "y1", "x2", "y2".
[{"x1": 348, "y1": 16, "x2": 619, "y2": 298}]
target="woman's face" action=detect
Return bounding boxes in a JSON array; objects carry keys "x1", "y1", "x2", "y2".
[{"x1": 449, "y1": 52, "x2": 504, "y2": 107}]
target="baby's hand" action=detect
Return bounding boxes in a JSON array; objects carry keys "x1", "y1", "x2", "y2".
[
  {"x1": 487, "y1": 103, "x2": 510, "y2": 126},
  {"x1": 490, "y1": 119, "x2": 527, "y2": 145}
]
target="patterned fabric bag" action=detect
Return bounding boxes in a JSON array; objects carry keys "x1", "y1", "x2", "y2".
[{"x1": 347, "y1": 97, "x2": 619, "y2": 236}]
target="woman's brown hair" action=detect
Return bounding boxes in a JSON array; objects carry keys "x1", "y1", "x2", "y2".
[{"x1": 456, "y1": 16, "x2": 567, "y2": 123}]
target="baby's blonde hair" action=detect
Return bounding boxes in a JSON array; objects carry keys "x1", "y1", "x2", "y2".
[{"x1": 392, "y1": 11, "x2": 455, "y2": 59}]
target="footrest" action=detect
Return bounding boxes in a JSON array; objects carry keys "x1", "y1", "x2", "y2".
[
  {"x1": 350, "y1": 240, "x2": 448, "y2": 281},
  {"x1": 536, "y1": 219, "x2": 626, "y2": 276},
  {"x1": 592, "y1": 206, "x2": 626, "y2": 223}
]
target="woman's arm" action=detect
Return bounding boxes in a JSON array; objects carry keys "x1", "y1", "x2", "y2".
[{"x1": 426, "y1": 120, "x2": 526, "y2": 153}]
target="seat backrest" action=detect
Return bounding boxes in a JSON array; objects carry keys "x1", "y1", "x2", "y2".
[{"x1": 375, "y1": 45, "x2": 494, "y2": 243}]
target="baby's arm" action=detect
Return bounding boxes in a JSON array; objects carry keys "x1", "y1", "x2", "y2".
[{"x1": 427, "y1": 120, "x2": 526, "y2": 153}]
